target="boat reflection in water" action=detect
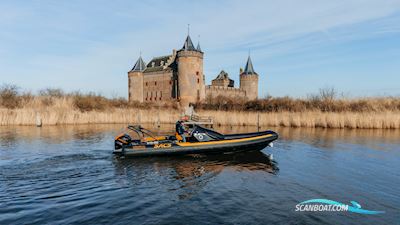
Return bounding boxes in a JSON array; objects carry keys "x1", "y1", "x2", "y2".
[{"x1": 112, "y1": 150, "x2": 278, "y2": 199}]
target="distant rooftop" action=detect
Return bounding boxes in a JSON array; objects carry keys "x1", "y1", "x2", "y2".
[
  {"x1": 214, "y1": 70, "x2": 230, "y2": 80},
  {"x1": 144, "y1": 55, "x2": 171, "y2": 73}
]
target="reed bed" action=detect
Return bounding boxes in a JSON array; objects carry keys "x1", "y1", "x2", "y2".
[
  {"x1": 0, "y1": 108, "x2": 180, "y2": 126},
  {"x1": 202, "y1": 110, "x2": 400, "y2": 129},
  {"x1": 0, "y1": 85, "x2": 399, "y2": 128},
  {"x1": 2, "y1": 107, "x2": 398, "y2": 129},
  {"x1": 0, "y1": 95, "x2": 180, "y2": 125}
]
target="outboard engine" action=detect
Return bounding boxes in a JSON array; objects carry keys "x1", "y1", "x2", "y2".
[{"x1": 114, "y1": 133, "x2": 132, "y2": 149}]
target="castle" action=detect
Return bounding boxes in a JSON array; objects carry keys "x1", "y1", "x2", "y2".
[{"x1": 128, "y1": 34, "x2": 259, "y2": 106}]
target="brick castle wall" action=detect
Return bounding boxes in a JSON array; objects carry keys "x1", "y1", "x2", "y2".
[{"x1": 142, "y1": 71, "x2": 173, "y2": 102}]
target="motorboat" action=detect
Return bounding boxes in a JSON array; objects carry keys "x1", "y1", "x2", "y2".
[{"x1": 114, "y1": 124, "x2": 278, "y2": 157}]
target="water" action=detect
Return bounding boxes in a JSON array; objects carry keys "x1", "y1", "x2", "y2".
[{"x1": 0, "y1": 125, "x2": 399, "y2": 225}]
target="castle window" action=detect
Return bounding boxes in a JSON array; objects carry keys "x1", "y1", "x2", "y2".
[
  {"x1": 197, "y1": 78, "x2": 200, "y2": 84},
  {"x1": 169, "y1": 80, "x2": 172, "y2": 85},
  {"x1": 145, "y1": 82, "x2": 148, "y2": 86},
  {"x1": 155, "y1": 81, "x2": 157, "y2": 86},
  {"x1": 196, "y1": 71, "x2": 199, "y2": 76}
]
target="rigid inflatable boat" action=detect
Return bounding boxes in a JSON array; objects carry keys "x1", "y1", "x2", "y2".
[{"x1": 114, "y1": 125, "x2": 278, "y2": 157}]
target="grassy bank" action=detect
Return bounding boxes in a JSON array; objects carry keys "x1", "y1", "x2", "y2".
[{"x1": 0, "y1": 85, "x2": 399, "y2": 128}]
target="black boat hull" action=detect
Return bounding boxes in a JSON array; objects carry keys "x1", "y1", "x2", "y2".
[{"x1": 114, "y1": 131, "x2": 278, "y2": 157}]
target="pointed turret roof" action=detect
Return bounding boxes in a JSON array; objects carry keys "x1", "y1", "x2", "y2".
[
  {"x1": 181, "y1": 35, "x2": 196, "y2": 51},
  {"x1": 131, "y1": 56, "x2": 146, "y2": 72},
  {"x1": 196, "y1": 41, "x2": 202, "y2": 52},
  {"x1": 243, "y1": 56, "x2": 256, "y2": 75}
]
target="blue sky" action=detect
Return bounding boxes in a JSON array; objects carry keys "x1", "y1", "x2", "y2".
[{"x1": 0, "y1": 0, "x2": 400, "y2": 98}]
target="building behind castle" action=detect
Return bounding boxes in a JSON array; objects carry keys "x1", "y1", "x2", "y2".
[{"x1": 128, "y1": 34, "x2": 259, "y2": 106}]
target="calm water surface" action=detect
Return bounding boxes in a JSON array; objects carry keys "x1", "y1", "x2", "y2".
[{"x1": 0, "y1": 125, "x2": 399, "y2": 225}]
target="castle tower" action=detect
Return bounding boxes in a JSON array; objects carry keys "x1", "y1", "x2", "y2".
[
  {"x1": 240, "y1": 55, "x2": 259, "y2": 100},
  {"x1": 176, "y1": 34, "x2": 205, "y2": 106},
  {"x1": 128, "y1": 56, "x2": 146, "y2": 102}
]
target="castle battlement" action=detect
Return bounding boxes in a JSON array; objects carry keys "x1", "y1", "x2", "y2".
[
  {"x1": 177, "y1": 50, "x2": 203, "y2": 58},
  {"x1": 206, "y1": 85, "x2": 245, "y2": 92},
  {"x1": 206, "y1": 85, "x2": 246, "y2": 99}
]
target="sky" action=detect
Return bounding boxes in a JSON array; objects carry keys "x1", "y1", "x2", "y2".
[{"x1": 0, "y1": 0, "x2": 400, "y2": 98}]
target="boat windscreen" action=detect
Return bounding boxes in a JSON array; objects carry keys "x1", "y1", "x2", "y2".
[{"x1": 192, "y1": 125, "x2": 225, "y2": 140}]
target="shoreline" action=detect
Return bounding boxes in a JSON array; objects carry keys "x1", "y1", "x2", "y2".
[{"x1": 1, "y1": 108, "x2": 399, "y2": 129}]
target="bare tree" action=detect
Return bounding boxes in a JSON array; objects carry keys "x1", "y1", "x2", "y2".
[
  {"x1": 319, "y1": 86, "x2": 336, "y2": 102},
  {"x1": 0, "y1": 84, "x2": 21, "y2": 109},
  {"x1": 39, "y1": 88, "x2": 64, "y2": 97}
]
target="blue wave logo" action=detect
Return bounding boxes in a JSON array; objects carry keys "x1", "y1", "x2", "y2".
[{"x1": 297, "y1": 199, "x2": 385, "y2": 215}]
